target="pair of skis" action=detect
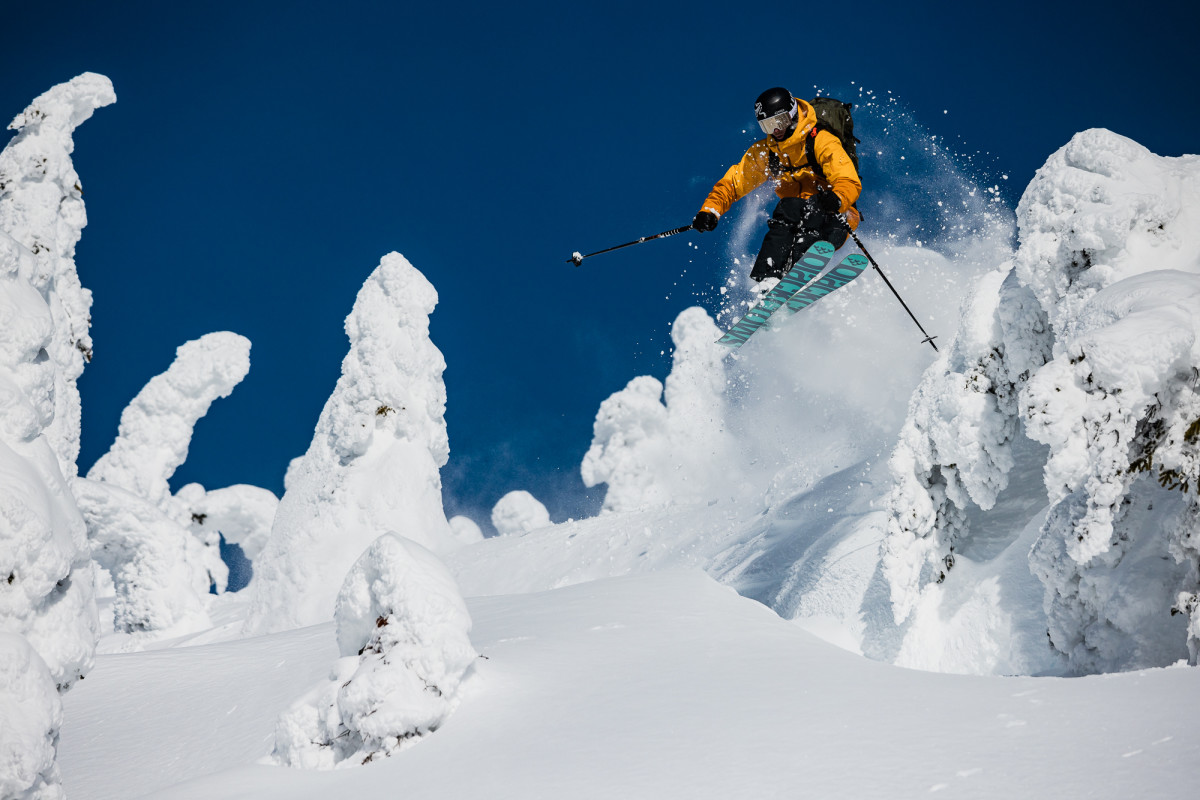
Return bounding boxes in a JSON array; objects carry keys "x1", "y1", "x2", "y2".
[{"x1": 716, "y1": 241, "x2": 869, "y2": 348}]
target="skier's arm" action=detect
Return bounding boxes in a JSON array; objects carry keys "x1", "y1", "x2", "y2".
[
  {"x1": 699, "y1": 143, "x2": 771, "y2": 217},
  {"x1": 812, "y1": 130, "x2": 861, "y2": 212}
]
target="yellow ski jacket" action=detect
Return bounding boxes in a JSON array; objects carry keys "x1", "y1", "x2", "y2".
[{"x1": 700, "y1": 98, "x2": 862, "y2": 229}]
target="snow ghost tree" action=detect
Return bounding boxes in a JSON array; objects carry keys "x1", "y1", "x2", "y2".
[
  {"x1": 272, "y1": 533, "x2": 476, "y2": 769},
  {"x1": 71, "y1": 479, "x2": 213, "y2": 638},
  {"x1": 174, "y1": 482, "x2": 279, "y2": 591},
  {"x1": 87, "y1": 332, "x2": 251, "y2": 513},
  {"x1": 0, "y1": 72, "x2": 114, "y2": 799},
  {"x1": 244, "y1": 253, "x2": 459, "y2": 635},
  {"x1": 447, "y1": 515, "x2": 484, "y2": 545},
  {"x1": 85, "y1": 331, "x2": 251, "y2": 595},
  {"x1": 491, "y1": 490, "x2": 551, "y2": 536},
  {"x1": 881, "y1": 129, "x2": 1200, "y2": 673},
  {"x1": 582, "y1": 307, "x2": 734, "y2": 512},
  {"x1": 0, "y1": 635, "x2": 65, "y2": 800}
]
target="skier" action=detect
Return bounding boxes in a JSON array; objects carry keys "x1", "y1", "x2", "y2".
[{"x1": 692, "y1": 87, "x2": 862, "y2": 283}]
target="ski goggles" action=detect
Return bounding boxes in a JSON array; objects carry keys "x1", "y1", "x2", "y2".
[{"x1": 757, "y1": 103, "x2": 797, "y2": 136}]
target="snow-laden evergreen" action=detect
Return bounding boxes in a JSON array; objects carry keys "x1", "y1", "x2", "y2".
[
  {"x1": 882, "y1": 129, "x2": 1200, "y2": 673},
  {"x1": 0, "y1": 634, "x2": 63, "y2": 800},
  {"x1": 0, "y1": 72, "x2": 113, "y2": 478},
  {"x1": 447, "y1": 515, "x2": 484, "y2": 545},
  {"x1": 490, "y1": 490, "x2": 551, "y2": 535},
  {"x1": 83, "y1": 332, "x2": 250, "y2": 597},
  {"x1": 86, "y1": 332, "x2": 251, "y2": 517},
  {"x1": 582, "y1": 307, "x2": 735, "y2": 512},
  {"x1": 244, "y1": 253, "x2": 458, "y2": 635},
  {"x1": 0, "y1": 72, "x2": 113, "y2": 800},
  {"x1": 175, "y1": 482, "x2": 279, "y2": 590},
  {"x1": 271, "y1": 533, "x2": 475, "y2": 769},
  {"x1": 72, "y1": 478, "x2": 212, "y2": 640}
]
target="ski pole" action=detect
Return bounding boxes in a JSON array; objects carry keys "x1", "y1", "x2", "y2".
[
  {"x1": 566, "y1": 224, "x2": 694, "y2": 267},
  {"x1": 849, "y1": 230, "x2": 939, "y2": 352}
]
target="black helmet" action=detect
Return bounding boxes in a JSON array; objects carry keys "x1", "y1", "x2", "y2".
[
  {"x1": 754, "y1": 87, "x2": 798, "y2": 138},
  {"x1": 754, "y1": 87, "x2": 795, "y2": 120}
]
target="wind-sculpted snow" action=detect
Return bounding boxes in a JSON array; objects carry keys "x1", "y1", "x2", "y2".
[
  {"x1": 491, "y1": 489, "x2": 551, "y2": 536},
  {"x1": 881, "y1": 129, "x2": 1200, "y2": 673},
  {"x1": 582, "y1": 307, "x2": 736, "y2": 512},
  {"x1": 244, "y1": 253, "x2": 457, "y2": 635},
  {"x1": 272, "y1": 534, "x2": 475, "y2": 769},
  {"x1": 0, "y1": 72, "x2": 112, "y2": 800}
]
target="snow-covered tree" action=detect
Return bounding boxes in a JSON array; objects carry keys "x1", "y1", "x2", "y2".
[
  {"x1": 72, "y1": 478, "x2": 212, "y2": 638},
  {"x1": 272, "y1": 533, "x2": 476, "y2": 769},
  {"x1": 582, "y1": 307, "x2": 734, "y2": 512},
  {"x1": 881, "y1": 129, "x2": 1200, "y2": 673},
  {"x1": 244, "y1": 253, "x2": 458, "y2": 635},
  {"x1": 491, "y1": 490, "x2": 551, "y2": 536},
  {"x1": 881, "y1": 267, "x2": 1051, "y2": 622},
  {"x1": 0, "y1": 72, "x2": 112, "y2": 478},
  {"x1": 448, "y1": 515, "x2": 484, "y2": 545},
  {"x1": 175, "y1": 482, "x2": 279, "y2": 591},
  {"x1": 581, "y1": 375, "x2": 671, "y2": 513},
  {"x1": 0, "y1": 634, "x2": 64, "y2": 800},
  {"x1": 84, "y1": 331, "x2": 251, "y2": 593},
  {"x1": 87, "y1": 332, "x2": 251, "y2": 515},
  {"x1": 1024, "y1": 272, "x2": 1200, "y2": 671},
  {"x1": 0, "y1": 72, "x2": 113, "y2": 800}
]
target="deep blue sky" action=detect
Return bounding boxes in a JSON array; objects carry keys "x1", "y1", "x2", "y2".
[{"x1": 3, "y1": 1, "x2": 1195, "y2": 533}]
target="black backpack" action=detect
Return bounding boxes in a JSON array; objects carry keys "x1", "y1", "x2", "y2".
[{"x1": 804, "y1": 97, "x2": 860, "y2": 179}]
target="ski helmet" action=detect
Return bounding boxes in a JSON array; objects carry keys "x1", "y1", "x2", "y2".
[{"x1": 755, "y1": 87, "x2": 798, "y2": 138}]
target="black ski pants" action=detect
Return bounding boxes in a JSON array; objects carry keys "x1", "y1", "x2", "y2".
[{"x1": 750, "y1": 196, "x2": 850, "y2": 282}]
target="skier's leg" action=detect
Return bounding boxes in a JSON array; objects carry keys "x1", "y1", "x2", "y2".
[
  {"x1": 751, "y1": 198, "x2": 808, "y2": 281},
  {"x1": 817, "y1": 213, "x2": 851, "y2": 250}
]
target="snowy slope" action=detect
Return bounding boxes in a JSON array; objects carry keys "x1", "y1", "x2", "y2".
[
  {"x1": 6, "y1": 71, "x2": 1199, "y2": 800},
  {"x1": 59, "y1": 572, "x2": 1200, "y2": 800}
]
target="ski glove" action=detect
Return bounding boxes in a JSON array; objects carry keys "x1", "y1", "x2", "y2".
[
  {"x1": 815, "y1": 189, "x2": 843, "y2": 215},
  {"x1": 692, "y1": 211, "x2": 718, "y2": 232}
]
